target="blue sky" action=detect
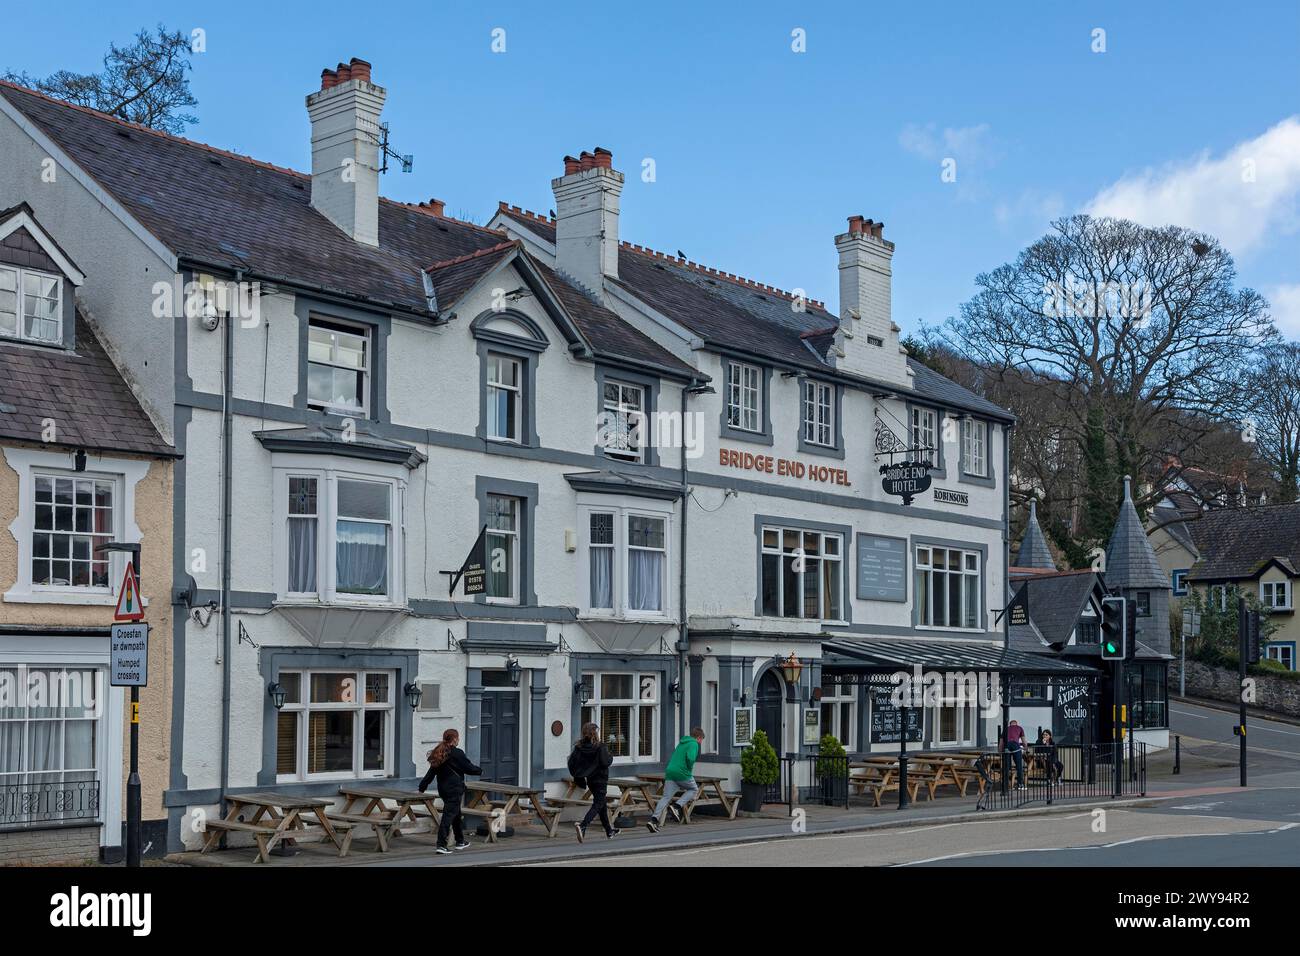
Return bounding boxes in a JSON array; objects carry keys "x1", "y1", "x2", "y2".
[{"x1": 8, "y1": 1, "x2": 1300, "y2": 337}]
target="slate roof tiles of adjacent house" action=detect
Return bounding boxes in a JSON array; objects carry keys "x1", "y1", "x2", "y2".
[
  {"x1": 0, "y1": 313, "x2": 175, "y2": 458},
  {"x1": 0, "y1": 81, "x2": 693, "y2": 379},
  {"x1": 496, "y1": 206, "x2": 1014, "y2": 421},
  {"x1": 1007, "y1": 571, "x2": 1101, "y2": 649},
  {"x1": 1105, "y1": 476, "x2": 1169, "y2": 590},
  {"x1": 1182, "y1": 502, "x2": 1300, "y2": 581}
]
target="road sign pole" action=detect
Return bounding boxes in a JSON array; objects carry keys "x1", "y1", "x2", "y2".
[
  {"x1": 1112, "y1": 658, "x2": 1124, "y2": 797},
  {"x1": 1238, "y1": 597, "x2": 1248, "y2": 788},
  {"x1": 127, "y1": 548, "x2": 142, "y2": 868}
]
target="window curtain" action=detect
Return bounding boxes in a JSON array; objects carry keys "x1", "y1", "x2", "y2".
[
  {"x1": 336, "y1": 521, "x2": 387, "y2": 595},
  {"x1": 590, "y1": 548, "x2": 613, "y2": 608},
  {"x1": 288, "y1": 517, "x2": 317, "y2": 592},
  {"x1": 628, "y1": 550, "x2": 663, "y2": 611}
]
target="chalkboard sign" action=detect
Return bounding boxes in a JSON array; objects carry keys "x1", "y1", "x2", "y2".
[
  {"x1": 733, "y1": 706, "x2": 754, "y2": 747},
  {"x1": 857, "y1": 534, "x2": 907, "y2": 602},
  {"x1": 1053, "y1": 678, "x2": 1092, "y2": 745},
  {"x1": 869, "y1": 686, "x2": 923, "y2": 744}
]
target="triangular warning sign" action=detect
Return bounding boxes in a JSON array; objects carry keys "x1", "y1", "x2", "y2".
[{"x1": 114, "y1": 563, "x2": 145, "y2": 621}]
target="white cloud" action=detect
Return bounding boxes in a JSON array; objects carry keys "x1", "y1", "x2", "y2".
[
  {"x1": 1266, "y1": 283, "x2": 1300, "y2": 340},
  {"x1": 899, "y1": 123, "x2": 994, "y2": 163},
  {"x1": 1084, "y1": 116, "x2": 1300, "y2": 255}
]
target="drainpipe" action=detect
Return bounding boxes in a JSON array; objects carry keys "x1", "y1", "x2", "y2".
[
  {"x1": 679, "y1": 379, "x2": 714, "y2": 733},
  {"x1": 218, "y1": 270, "x2": 240, "y2": 809}
]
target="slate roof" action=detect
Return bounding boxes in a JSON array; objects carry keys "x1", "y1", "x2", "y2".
[
  {"x1": 823, "y1": 638, "x2": 1099, "y2": 675},
  {"x1": 1184, "y1": 502, "x2": 1300, "y2": 581},
  {"x1": 0, "y1": 82, "x2": 691, "y2": 378},
  {"x1": 497, "y1": 206, "x2": 1014, "y2": 421},
  {"x1": 1007, "y1": 571, "x2": 1101, "y2": 648},
  {"x1": 0, "y1": 314, "x2": 174, "y2": 457},
  {"x1": 1015, "y1": 500, "x2": 1056, "y2": 571},
  {"x1": 253, "y1": 420, "x2": 425, "y2": 469},
  {"x1": 1105, "y1": 478, "x2": 1168, "y2": 589}
]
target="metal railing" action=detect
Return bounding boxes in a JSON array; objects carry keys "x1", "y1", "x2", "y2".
[
  {"x1": 772, "y1": 753, "x2": 851, "y2": 810},
  {"x1": 0, "y1": 780, "x2": 101, "y2": 830},
  {"x1": 976, "y1": 742, "x2": 1146, "y2": 811}
]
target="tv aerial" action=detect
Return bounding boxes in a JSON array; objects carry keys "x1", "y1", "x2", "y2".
[{"x1": 361, "y1": 120, "x2": 413, "y2": 174}]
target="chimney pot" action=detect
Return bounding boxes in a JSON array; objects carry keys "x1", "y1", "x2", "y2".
[
  {"x1": 427, "y1": 198, "x2": 445, "y2": 216},
  {"x1": 563, "y1": 155, "x2": 581, "y2": 174},
  {"x1": 321, "y1": 69, "x2": 337, "y2": 90},
  {"x1": 592, "y1": 147, "x2": 613, "y2": 169},
  {"x1": 847, "y1": 215, "x2": 865, "y2": 235},
  {"x1": 579, "y1": 151, "x2": 595, "y2": 171},
  {"x1": 336, "y1": 62, "x2": 351, "y2": 82},
  {"x1": 349, "y1": 58, "x2": 372, "y2": 83},
  {"x1": 871, "y1": 221, "x2": 884, "y2": 239}
]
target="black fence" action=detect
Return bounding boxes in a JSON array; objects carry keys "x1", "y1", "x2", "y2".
[
  {"x1": 976, "y1": 742, "x2": 1146, "y2": 811},
  {"x1": 770, "y1": 753, "x2": 851, "y2": 810},
  {"x1": 0, "y1": 780, "x2": 101, "y2": 830}
]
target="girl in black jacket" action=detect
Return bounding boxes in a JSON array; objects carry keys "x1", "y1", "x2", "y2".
[
  {"x1": 568, "y1": 722, "x2": 618, "y2": 841},
  {"x1": 419, "y1": 728, "x2": 482, "y2": 853}
]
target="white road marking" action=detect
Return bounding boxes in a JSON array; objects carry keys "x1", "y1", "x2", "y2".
[
  {"x1": 896, "y1": 826, "x2": 1280, "y2": 866},
  {"x1": 1172, "y1": 709, "x2": 1209, "y2": 719}
]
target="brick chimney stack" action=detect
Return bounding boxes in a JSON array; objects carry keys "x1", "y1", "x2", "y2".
[
  {"x1": 306, "y1": 57, "x2": 385, "y2": 246},
  {"x1": 833, "y1": 215, "x2": 910, "y2": 386}
]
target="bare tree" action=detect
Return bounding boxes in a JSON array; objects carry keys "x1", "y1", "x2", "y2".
[
  {"x1": 1246, "y1": 342, "x2": 1300, "y2": 502},
  {"x1": 4, "y1": 26, "x2": 198, "y2": 134},
  {"x1": 946, "y1": 215, "x2": 1274, "y2": 555}
]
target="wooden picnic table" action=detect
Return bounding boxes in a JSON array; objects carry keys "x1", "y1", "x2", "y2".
[
  {"x1": 463, "y1": 781, "x2": 562, "y2": 841},
  {"x1": 333, "y1": 785, "x2": 443, "y2": 852},
  {"x1": 199, "y1": 791, "x2": 343, "y2": 864},
  {"x1": 557, "y1": 776, "x2": 660, "y2": 823},
  {"x1": 635, "y1": 772, "x2": 738, "y2": 822}
]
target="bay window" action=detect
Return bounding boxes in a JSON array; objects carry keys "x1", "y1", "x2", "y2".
[
  {"x1": 760, "y1": 525, "x2": 843, "y2": 620},
  {"x1": 275, "y1": 669, "x2": 395, "y2": 780},
  {"x1": 0, "y1": 265, "x2": 62, "y2": 345},
  {"x1": 583, "y1": 508, "x2": 669, "y2": 616},
  {"x1": 579, "y1": 673, "x2": 659, "y2": 762},
  {"x1": 726, "y1": 361, "x2": 762, "y2": 433},
  {"x1": 915, "y1": 545, "x2": 981, "y2": 629},
  {"x1": 335, "y1": 479, "x2": 390, "y2": 597}
]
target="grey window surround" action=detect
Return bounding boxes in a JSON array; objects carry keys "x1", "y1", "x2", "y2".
[
  {"x1": 720, "y1": 358, "x2": 773, "y2": 446},
  {"x1": 594, "y1": 363, "x2": 661, "y2": 467},
  {"x1": 957, "y1": 418, "x2": 996, "y2": 488},
  {"x1": 752, "y1": 512, "x2": 854, "y2": 624},
  {"x1": 795, "y1": 377, "x2": 845, "y2": 459},
  {"x1": 294, "y1": 296, "x2": 392, "y2": 424},
  {"x1": 475, "y1": 475, "x2": 539, "y2": 607},
  {"x1": 905, "y1": 401, "x2": 947, "y2": 479},
  {"x1": 472, "y1": 310, "x2": 548, "y2": 449},
  {"x1": 568, "y1": 652, "x2": 677, "y2": 768},
  {"x1": 256, "y1": 646, "x2": 420, "y2": 786},
  {"x1": 0, "y1": 253, "x2": 76, "y2": 350},
  {"x1": 909, "y1": 533, "x2": 990, "y2": 633}
]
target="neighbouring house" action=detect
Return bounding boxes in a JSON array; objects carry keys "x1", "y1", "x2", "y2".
[
  {"x1": 2, "y1": 58, "x2": 1054, "y2": 855},
  {"x1": 0, "y1": 204, "x2": 176, "y2": 862}
]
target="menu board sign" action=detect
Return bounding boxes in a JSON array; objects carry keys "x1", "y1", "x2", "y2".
[
  {"x1": 869, "y1": 685, "x2": 923, "y2": 744},
  {"x1": 733, "y1": 706, "x2": 754, "y2": 747},
  {"x1": 857, "y1": 534, "x2": 907, "y2": 602}
]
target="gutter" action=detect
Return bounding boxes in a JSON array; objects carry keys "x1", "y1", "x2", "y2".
[{"x1": 218, "y1": 270, "x2": 238, "y2": 813}]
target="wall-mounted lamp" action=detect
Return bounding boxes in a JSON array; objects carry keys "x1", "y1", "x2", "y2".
[
  {"x1": 73, "y1": 449, "x2": 87, "y2": 472},
  {"x1": 268, "y1": 682, "x2": 287, "y2": 710},
  {"x1": 780, "y1": 652, "x2": 804, "y2": 686},
  {"x1": 403, "y1": 681, "x2": 423, "y2": 710},
  {"x1": 670, "y1": 679, "x2": 683, "y2": 704},
  {"x1": 575, "y1": 680, "x2": 592, "y2": 706},
  {"x1": 506, "y1": 656, "x2": 522, "y2": 687}
]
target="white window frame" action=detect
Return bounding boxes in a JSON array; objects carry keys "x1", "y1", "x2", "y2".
[
  {"x1": 912, "y1": 407, "x2": 938, "y2": 465},
  {"x1": 759, "y1": 525, "x2": 845, "y2": 622},
  {"x1": 802, "y1": 380, "x2": 834, "y2": 448},
  {"x1": 962, "y1": 418, "x2": 987, "y2": 477},
  {"x1": 705, "y1": 680, "x2": 719, "y2": 754},
  {"x1": 485, "y1": 352, "x2": 523, "y2": 443},
  {"x1": 1261, "y1": 580, "x2": 1292, "y2": 610},
  {"x1": 3, "y1": 448, "x2": 148, "y2": 607},
  {"x1": 930, "y1": 697, "x2": 976, "y2": 747},
  {"x1": 915, "y1": 545, "x2": 982, "y2": 631},
  {"x1": 727, "y1": 361, "x2": 762, "y2": 433},
  {"x1": 579, "y1": 672, "x2": 660, "y2": 764},
  {"x1": 819, "y1": 682, "x2": 857, "y2": 750},
  {"x1": 579, "y1": 502, "x2": 673, "y2": 619},
  {"x1": 29, "y1": 472, "x2": 117, "y2": 594},
  {"x1": 0, "y1": 264, "x2": 63, "y2": 345},
  {"x1": 306, "y1": 318, "x2": 371, "y2": 417},
  {"x1": 272, "y1": 460, "x2": 406, "y2": 607},
  {"x1": 485, "y1": 493, "x2": 521, "y2": 605},
  {"x1": 274, "y1": 668, "x2": 396, "y2": 782},
  {"x1": 1266, "y1": 644, "x2": 1295, "y2": 670}
]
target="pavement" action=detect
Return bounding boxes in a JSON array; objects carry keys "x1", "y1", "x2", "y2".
[{"x1": 168, "y1": 698, "x2": 1300, "y2": 868}]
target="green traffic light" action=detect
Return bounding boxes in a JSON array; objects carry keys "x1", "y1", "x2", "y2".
[{"x1": 1105, "y1": 641, "x2": 1117, "y2": 654}]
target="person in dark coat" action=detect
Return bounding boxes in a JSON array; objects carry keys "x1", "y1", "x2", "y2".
[
  {"x1": 419, "y1": 728, "x2": 482, "y2": 854},
  {"x1": 1035, "y1": 729, "x2": 1065, "y2": 783},
  {"x1": 568, "y1": 722, "x2": 619, "y2": 842}
]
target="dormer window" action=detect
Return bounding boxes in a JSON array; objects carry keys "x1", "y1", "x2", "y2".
[
  {"x1": 307, "y1": 318, "x2": 370, "y2": 415},
  {"x1": 0, "y1": 266, "x2": 62, "y2": 345}
]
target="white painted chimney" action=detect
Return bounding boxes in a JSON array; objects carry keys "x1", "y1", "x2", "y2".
[
  {"x1": 833, "y1": 215, "x2": 911, "y2": 387},
  {"x1": 551, "y1": 148, "x2": 623, "y2": 297},
  {"x1": 306, "y1": 58, "x2": 386, "y2": 246}
]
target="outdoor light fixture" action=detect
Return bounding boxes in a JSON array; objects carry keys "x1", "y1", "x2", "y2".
[
  {"x1": 575, "y1": 680, "x2": 592, "y2": 705},
  {"x1": 268, "y1": 682, "x2": 287, "y2": 710},
  {"x1": 403, "y1": 681, "x2": 422, "y2": 710},
  {"x1": 670, "y1": 679, "x2": 682, "y2": 704},
  {"x1": 780, "y1": 653, "x2": 803, "y2": 686},
  {"x1": 506, "y1": 656, "x2": 522, "y2": 686},
  {"x1": 73, "y1": 449, "x2": 87, "y2": 472}
]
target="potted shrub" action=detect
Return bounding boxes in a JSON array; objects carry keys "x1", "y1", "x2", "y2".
[
  {"x1": 815, "y1": 734, "x2": 849, "y2": 805},
  {"x1": 740, "y1": 729, "x2": 779, "y2": 811}
]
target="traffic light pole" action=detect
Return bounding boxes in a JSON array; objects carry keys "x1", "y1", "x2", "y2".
[
  {"x1": 1112, "y1": 657, "x2": 1124, "y2": 797},
  {"x1": 1238, "y1": 597, "x2": 1248, "y2": 788},
  {"x1": 127, "y1": 547, "x2": 142, "y2": 868}
]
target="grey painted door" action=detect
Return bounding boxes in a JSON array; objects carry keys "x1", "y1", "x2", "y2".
[
  {"x1": 479, "y1": 691, "x2": 519, "y2": 785},
  {"x1": 756, "y1": 669, "x2": 784, "y2": 755}
]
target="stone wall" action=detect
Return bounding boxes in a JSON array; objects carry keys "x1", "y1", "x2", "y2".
[
  {"x1": 0, "y1": 825, "x2": 100, "y2": 865},
  {"x1": 1175, "y1": 659, "x2": 1300, "y2": 719}
]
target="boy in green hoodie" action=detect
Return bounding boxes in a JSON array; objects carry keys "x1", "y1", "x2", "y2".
[{"x1": 646, "y1": 727, "x2": 705, "y2": 832}]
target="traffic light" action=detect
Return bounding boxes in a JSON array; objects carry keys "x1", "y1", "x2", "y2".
[
  {"x1": 1101, "y1": 596, "x2": 1127, "y2": 660},
  {"x1": 1244, "y1": 609, "x2": 1262, "y2": 665}
]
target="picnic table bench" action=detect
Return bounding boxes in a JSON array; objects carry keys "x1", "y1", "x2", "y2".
[
  {"x1": 848, "y1": 761, "x2": 922, "y2": 807},
  {"x1": 328, "y1": 785, "x2": 445, "y2": 853},
  {"x1": 556, "y1": 776, "x2": 661, "y2": 824},
  {"x1": 635, "y1": 773, "x2": 738, "y2": 822},
  {"x1": 199, "y1": 792, "x2": 343, "y2": 864},
  {"x1": 464, "y1": 781, "x2": 562, "y2": 840}
]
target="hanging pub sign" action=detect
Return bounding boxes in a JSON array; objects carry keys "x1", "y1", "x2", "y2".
[
  {"x1": 873, "y1": 413, "x2": 934, "y2": 506},
  {"x1": 444, "y1": 525, "x2": 488, "y2": 596}
]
